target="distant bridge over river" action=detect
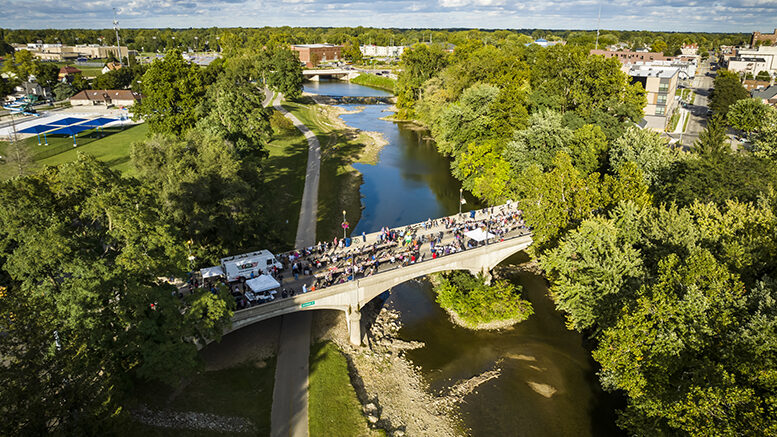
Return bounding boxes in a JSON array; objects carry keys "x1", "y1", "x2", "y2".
[
  {"x1": 226, "y1": 205, "x2": 533, "y2": 345},
  {"x1": 303, "y1": 69, "x2": 361, "y2": 81}
]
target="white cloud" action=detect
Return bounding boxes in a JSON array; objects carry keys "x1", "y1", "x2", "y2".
[{"x1": 0, "y1": 0, "x2": 773, "y2": 32}]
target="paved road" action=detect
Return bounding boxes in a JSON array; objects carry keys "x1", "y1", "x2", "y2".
[
  {"x1": 681, "y1": 60, "x2": 714, "y2": 147},
  {"x1": 270, "y1": 93, "x2": 320, "y2": 437}
]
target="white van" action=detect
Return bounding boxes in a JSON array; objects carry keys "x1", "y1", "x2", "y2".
[{"x1": 220, "y1": 250, "x2": 283, "y2": 282}]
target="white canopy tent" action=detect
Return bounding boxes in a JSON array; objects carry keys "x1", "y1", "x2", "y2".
[
  {"x1": 246, "y1": 275, "x2": 281, "y2": 293},
  {"x1": 464, "y1": 228, "x2": 496, "y2": 242},
  {"x1": 200, "y1": 266, "x2": 225, "y2": 279}
]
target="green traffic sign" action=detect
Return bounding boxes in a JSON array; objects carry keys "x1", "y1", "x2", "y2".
[{"x1": 301, "y1": 301, "x2": 315, "y2": 308}]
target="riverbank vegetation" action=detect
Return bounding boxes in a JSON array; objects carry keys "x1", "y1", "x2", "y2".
[
  {"x1": 396, "y1": 40, "x2": 777, "y2": 435},
  {"x1": 433, "y1": 272, "x2": 533, "y2": 329},
  {"x1": 350, "y1": 74, "x2": 396, "y2": 93}
]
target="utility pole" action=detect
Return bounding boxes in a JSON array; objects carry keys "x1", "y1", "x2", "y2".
[
  {"x1": 113, "y1": 8, "x2": 131, "y2": 67},
  {"x1": 595, "y1": 4, "x2": 602, "y2": 50}
]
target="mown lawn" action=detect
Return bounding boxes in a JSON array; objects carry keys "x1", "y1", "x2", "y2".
[
  {"x1": 309, "y1": 342, "x2": 376, "y2": 436},
  {"x1": 261, "y1": 123, "x2": 310, "y2": 250},
  {"x1": 123, "y1": 358, "x2": 276, "y2": 436},
  {"x1": 0, "y1": 123, "x2": 147, "y2": 180}
]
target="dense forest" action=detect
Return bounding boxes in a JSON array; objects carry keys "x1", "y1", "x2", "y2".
[{"x1": 396, "y1": 40, "x2": 777, "y2": 436}]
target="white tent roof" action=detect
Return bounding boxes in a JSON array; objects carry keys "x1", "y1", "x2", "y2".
[
  {"x1": 464, "y1": 228, "x2": 496, "y2": 242},
  {"x1": 200, "y1": 266, "x2": 225, "y2": 279},
  {"x1": 246, "y1": 275, "x2": 281, "y2": 293}
]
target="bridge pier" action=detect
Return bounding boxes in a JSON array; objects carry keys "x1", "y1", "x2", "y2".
[{"x1": 348, "y1": 306, "x2": 362, "y2": 346}]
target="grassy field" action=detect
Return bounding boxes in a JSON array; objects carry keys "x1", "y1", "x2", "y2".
[
  {"x1": 350, "y1": 74, "x2": 396, "y2": 93},
  {"x1": 0, "y1": 123, "x2": 147, "y2": 180},
  {"x1": 260, "y1": 122, "x2": 310, "y2": 250},
  {"x1": 282, "y1": 100, "x2": 366, "y2": 243},
  {"x1": 309, "y1": 342, "x2": 378, "y2": 436},
  {"x1": 123, "y1": 358, "x2": 276, "y2": 436}
]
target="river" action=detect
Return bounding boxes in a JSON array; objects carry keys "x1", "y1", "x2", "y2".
[{"x1": 305, "y1": 79, "x2": 624, "y2": 436}]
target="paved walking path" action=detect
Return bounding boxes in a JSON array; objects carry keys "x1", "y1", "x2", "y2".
[{"x1": 270, "y1": 92, "x2": 319, "y2": 437}]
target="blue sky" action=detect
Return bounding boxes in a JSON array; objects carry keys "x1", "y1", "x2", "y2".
[{"x1": 1, "y1": 0, "x2": 775, "y2": 32}]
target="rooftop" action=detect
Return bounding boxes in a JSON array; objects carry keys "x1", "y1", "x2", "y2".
[
  {"x1": 628, "y1": 66, "x2": 680, "y2": 78},
  {"x1": 753, "y1": 85, "x2": 777, "y2": 100},
  {"x1": 292, "y1": 44, "x2": 340, "y2": 49}
]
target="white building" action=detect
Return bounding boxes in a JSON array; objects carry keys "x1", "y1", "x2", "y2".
[
  {"x1": 728, "y1": 46, "x2": 777, "y2": 75},
  {"x1": 360, "y1": 45, "x2": 406, "y2": 58},
  {"x1": 626, "y1": 59, "x2": 697, "y2": 80}
]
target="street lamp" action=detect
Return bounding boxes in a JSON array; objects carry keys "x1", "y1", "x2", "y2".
[
  {"x1": 459, "y1": 188, "x2": 463, "y2": 215},
  {"x1": 341, "y1": 210, "x2": 349, "y2": 240}
]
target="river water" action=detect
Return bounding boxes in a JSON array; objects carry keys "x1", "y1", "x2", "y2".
[{"x1": 306, "y1": 80, "x2": 624, "y2": 436}]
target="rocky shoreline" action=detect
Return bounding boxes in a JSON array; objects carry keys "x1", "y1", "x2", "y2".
[{"x1": 313, "y1": 290, "x2": 512, "y2": 437}]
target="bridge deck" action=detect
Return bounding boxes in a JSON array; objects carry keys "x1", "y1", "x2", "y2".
[{"x1": 228, "y1": 204, "x2": 531, "y2": 332}]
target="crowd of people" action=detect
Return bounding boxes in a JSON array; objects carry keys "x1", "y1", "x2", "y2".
[{"x1": 190, "y1": 204, "x2": 530, "y2": 310}]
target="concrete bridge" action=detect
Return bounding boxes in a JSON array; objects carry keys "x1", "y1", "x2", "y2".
[
  {"x1": 303, "y1": 69, "x2": 361, "y2": 81},
  {"x1": 227, "y1": 233, "x2": 533, "y2": 345}
]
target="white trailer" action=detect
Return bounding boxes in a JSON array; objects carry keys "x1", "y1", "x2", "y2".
[{"x1": 220, "y1": 250, "x2": 283, "y2": 282}]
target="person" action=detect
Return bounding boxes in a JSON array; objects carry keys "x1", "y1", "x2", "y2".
[
  {"x1": 362, "y1": 231, "x2": 367, "y2": 244},
  {"x1": 302, "y1": 283, "x2": 307, "y2": 294}
]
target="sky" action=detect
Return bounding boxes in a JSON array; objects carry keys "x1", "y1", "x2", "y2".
[{"x1": 1, "y1": 0, "x2": 776, "y2": 33}]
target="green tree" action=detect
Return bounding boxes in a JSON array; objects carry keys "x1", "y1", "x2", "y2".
[
  {"x1": 608, "y1": 126, "x2": 675, "y2": 186},
  {"x1": 727, "y1": 98, "x2": 772, "y2": 135},
  {"x1": 34, "y1": 62, "x2": 60, "y2": 89},
  {"x1": 542, "y1": 212, "x2": 645, "y2": 331},
  {"x1": 756, "y1": 70, "x2": 771, "y2": 82},
  {"x1": 131, "y1": 49, "x2": 205, "y2": 135},
  {"x1": 3, "y1": 49, "x2": 36, "y2": 80},
  {"x1": 267, "y1": 47, "x2": 303, "y2": 101},
  {"x1": 70, "y1": 72, "x2": 89, "y2": 92},
  {"x1": 434, "y1": 83, "x2": 500, "y2": 156},
  {"x1": 657, "y1": 153, "x2": 777, "y2": 206},
  {"x1": 503, "y1": 109, "x2": 573, "y2": 174},
  {"x1": 131, "y1": 131, "x2": 266, "y2": 262},
  {"x1": 0, "y1": 155, "x2": 232, "y2": 434},
  {"x1": 52, "y1": 81, "x2": 75, "y2": 101},
  {"x1": 341, "y1": 38, "x2": 363, "y2": 63},
  {"x1": 452, "y1": 139, "x2": 515, "y2": 204},
  {"x1": 569, "y1": 124, "x2": 609, "y2": 174},
  {"x1": 752, "y1": 109, "x2": 777, "y2": 160},
  {"x1": 197, "y1": 75, "x2": 272, "y2": 159},
  {"x1": 651, "y1": 39, "x2": 668, "y2": 53},
  {"x1": 694, "y1": 115, "x2": 729, "y2": 158},
  {"x1": 709, "y1": 70, "x2": 750, "y2": 116},
  {"x1": 396, "y1": 43, "x2": 448, "y2": 119}
]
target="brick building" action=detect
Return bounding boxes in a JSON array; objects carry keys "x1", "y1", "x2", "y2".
[
  {"x1": 752, "y1": 29, "x2": 777, "y2": 47},
  {"x1": 291, "y1": 44, "x2": 342, "y2": 67},
  {"x1": 590, "y1": 49, "x2": 675, "y2": 63}
]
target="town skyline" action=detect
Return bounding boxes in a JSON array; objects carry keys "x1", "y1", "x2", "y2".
[{"x1": 1, "y1": 0, "x2": 774, "y2": 33}]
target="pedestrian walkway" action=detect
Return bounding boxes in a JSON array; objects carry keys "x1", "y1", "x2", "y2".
[{"x1": 270, "y1": 92, "x2": 319, "y2": 437}]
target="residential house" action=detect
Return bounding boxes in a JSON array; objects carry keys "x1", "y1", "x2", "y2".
[{"x1": 69, "y1": 89, "x2": 142, "y2": 107}]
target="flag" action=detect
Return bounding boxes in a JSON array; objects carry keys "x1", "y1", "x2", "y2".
[{"x1": 460, "y1": 198, "x2": 467, "y2": 205}]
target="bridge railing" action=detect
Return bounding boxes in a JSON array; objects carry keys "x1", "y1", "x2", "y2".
[{"x1": 231, "y1": 226, "x2": 532, "y2": 320}]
